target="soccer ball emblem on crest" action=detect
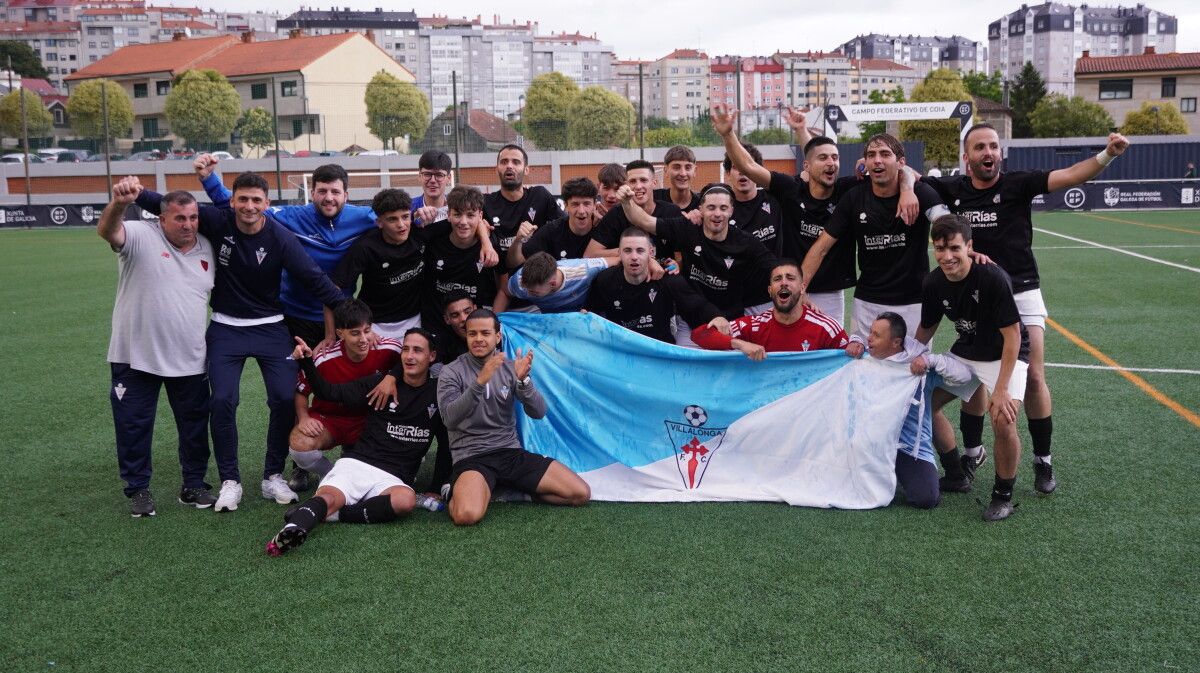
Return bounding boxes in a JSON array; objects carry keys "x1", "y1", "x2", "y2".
[{"x1": 683, "y1": 405, "x2": 708, "y2": 427}]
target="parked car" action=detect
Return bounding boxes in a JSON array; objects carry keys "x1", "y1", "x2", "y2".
[
  {"x1": 37, "y1": 148, "x2": 87, "y2": 163},
  {"x1": 357, "y1": 149, "x2": 399, "y2": 157},
  {"x1": 208, "y1": 151, "x2": 236, "y2": 161},
  {"x1": 84, "y1": 153, "x2": 125, "y2": 162},
  {"x1": 264, "y1": 149, "x2": 292, "y2": 158},
  {"x1": 2, "y1": 153, "x2": 45, "y2": 163},
  {"x1": 127, "y1": 150, "x2": 165, "y2": 161}
]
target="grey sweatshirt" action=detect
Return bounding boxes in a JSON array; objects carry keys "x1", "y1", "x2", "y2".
[{"x1": 437, "y1": 351, "x2": 547, "y2": 462}]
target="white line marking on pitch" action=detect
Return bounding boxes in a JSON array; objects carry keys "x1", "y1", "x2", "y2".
[
  {"x1": 1033, "y1": 227, "x2": 1200, "y2": 274},
  {"x1": 1034, "y1": 244, "x2": 1200, "y2": 250},
  {"x1": 1047, "y1": 362, "x2": 1200, "y2": 375}
]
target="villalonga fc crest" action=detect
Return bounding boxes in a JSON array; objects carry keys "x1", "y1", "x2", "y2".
[{"x1": 664, "y1": 405, "x2": 728, "y2": 489}]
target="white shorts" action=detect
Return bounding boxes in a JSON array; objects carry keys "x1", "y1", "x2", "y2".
[
  {"x1": 319, "y1": 457, "x2": 412, "y2": 504},
  {"x1": 939, "y1": 353, "x2": 1029, "y2": 403},
  {"x1": 372, "y1": 314, "x2": 421, "y2": 341},
  {"x1": 851, "y1": 299, "x2": 921, "y2": 342},
  {"x1": 807, "y1": 290, "x2": 845, "y2": 327},
  {"x1": 1014, "y1": 288, "x2": 1048, "y2": 330},
  {"x1": 673, "y1": 316, "x2": 700, "y2": 349}
]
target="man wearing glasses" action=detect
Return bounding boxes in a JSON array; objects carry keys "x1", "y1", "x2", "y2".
[{"x1": 412, "y1": 150, "x2": 453, "y2": 228}]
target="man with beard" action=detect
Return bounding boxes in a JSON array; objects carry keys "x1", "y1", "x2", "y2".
[
  {"x1": 483, "y1": 144, "x2": 564, "y2": 262},
  {"x1": 909, "y1": 124, "x2": 1130, "y2": 494},
  {"x1": 507, "y1": 177, "x2": 599, "y2": 268},
  {"x1": 691, "y1": 260, "x2": 848, "y2": 359}
]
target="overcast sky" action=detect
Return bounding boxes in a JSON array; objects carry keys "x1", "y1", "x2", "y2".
[{"x1": 208, "y1": 0, "x2": 1200, "y2": 59}]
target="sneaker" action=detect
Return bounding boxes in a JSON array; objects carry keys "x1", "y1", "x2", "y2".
[
  {"x1": 939, "y1": 473, "x2": 972, "y2": 493},
  {"x1": 960, "y1": 448, "x2": 987, "y2": 483},
  {"x1": 265, "y1": 523, "x2": 308, "y2": 557},
  {"x1": 214, "y1": 480, "x2": 243, "y2": 512},
  {"x1": 130, "y1": 489, "x2": 156, "y2": 517},
  {"x1": 1033, "y1": 462, "x2": 1057, "y2": 494},
  {"x1": 261, "y1": 473, "x2": 300, "y2": 504},
  {"x1": 286, "y1": 462, "x2": 312, "y2": 493},
  {"x1": 982, "y1": 496, "x2": 1016, "y2": 521},
  {"x1": 178, "y1": 487, "x2": 217, "y2": 509},
  {"x1": 966, "y1": 445, "x2": 989, "y2": 471}
]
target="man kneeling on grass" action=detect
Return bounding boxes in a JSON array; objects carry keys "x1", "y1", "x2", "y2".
[
  {"x1": 267, "y1": 328, "x2": 446, "y2": 556},
  {"x1": 437, "y1": 309, "x2": 590, "y2": 525}
]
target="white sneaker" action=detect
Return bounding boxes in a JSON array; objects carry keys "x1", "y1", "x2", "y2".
[
  {"x1": 261, "y1": 473, "x2": 299, "y2": 504},
  {"x1": 214, "y1": 480, "x2": 243, "y2": 513}
]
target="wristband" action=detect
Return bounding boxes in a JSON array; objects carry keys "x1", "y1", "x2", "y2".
[{"x1": 1095, "y1": 149, "x2": 1116, "y2": 167}]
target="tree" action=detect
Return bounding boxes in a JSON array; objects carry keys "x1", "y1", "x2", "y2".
[
  {"x1": 690, "y1": 110, "x2": 720, "y2": 146},
  {"x1": 1029, "y1": 94, "x2": 1114, "y2": 138},
  {"x1": 164, "y1": 69, "x2": 240, "y2": 148},
  {"x1": 1009, "y1": 62, "x2": 1047, "y2": 139},
  {"x1": 645, "y1": 116, "x2": 675, "y2": 130},
  {"x1": 0, "y1": 88, "x2": 53, "y2": 146},
  {"x1": 1121, "y1": 101, "x2": 1190, "y2": 135},
  {"x1": 567, "y1": 86, "x2": 634, "y2": 149},
  {"x1": 962, "y1": 70, "x2": 1004, "y2": 103},
  {"x1": 898, "y1": 69, "x2": 973, "y2": 168},
  {"x1": 643, "y1": 126, "x2": 693, "y2": 148},
  {"x1": 0, "y1": 41, "x2": 48, "y2": 79},
  {"x1": 744, "y1": 127, "x2": 791, "y2": 144},
  {"x1": 66, "y1": 79, "x2": 133, "y2": 141},
  {"x1": 236, "y1": 107, "x2": 275, "y2": 157},
  {"x1": 860, "y1": 86, "x2": 906, "y2": 138},
  {"x1": 364, "y1": 71, "x2": 431, "y2": 149},
  {"x1": 523, "y1": 72, "x2": 578, "y2": 150}
]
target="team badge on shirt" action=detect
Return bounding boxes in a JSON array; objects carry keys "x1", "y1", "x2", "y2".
[
  {"x1": 200, "y1": 260, "x2": 209, "y2": 271},
  {"x1": 382, "y1": 262, "x2": 390, "y2": 268},
  {"x1": 498, "y1": 385, "x2": 510, "y2": 400},
  {"x1": 993, "y1": 194, "x2": 1001, "y2": 204},
  {"x1": 113, "y1": 383, "x2": 126, "y2": 401},
  {"x1": 972, "y1": 290, "x2": 980, "y2": 303},
  {"x1": 647, "y1": 288, "x2": 657, "y2": 303},
  {"x1": 528, "y1": 208, "x2": 537, "y2": 221},
  {"x1": 724, "y1": 257, "x2": 734, "y2": 269},
  {"x1": 436, "y1": 259, "x2": 444, "y2": 269},
  {"x1": 663, "y1": 405, "x2": 727, "y2": 490},
  {"x1": 255, "y1": 247, "x2": 267, "y2": 264},
  {"x1": 427, "y1": 403, "x2": 437, "y2": 418},
  {"x1": 761, "y1": 201, "x2": 771, "y2": 214}
]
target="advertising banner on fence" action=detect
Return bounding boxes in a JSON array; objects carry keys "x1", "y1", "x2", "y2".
[
  {"x1": 1033, "y1": 181, "x2": 1200, "y2": 211},
  {"x1": 0, "y1": 204, "x2": 151, "y2": 228}
]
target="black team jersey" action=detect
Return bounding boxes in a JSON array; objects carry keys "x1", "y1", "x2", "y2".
[
  {"x1": 730, "y1": 189, "x2": 784, "y2": 256},
  {"x1": 655, "y1": 217, "x2": 778, "y2": 318},
  {"x1": 521, "y1": 214, "x2": 592, "y2": 261},
  {"x1": 584, "y1": 267, "x2": 722, "y2": 343},
  {"x1": 298, "y1": 357, "x2": 447, "y2": 485},
  {"x1": 333, "y1": 228, "x2": 433, "y2": 323},
  {"x1": 590, "y1": 200, "x2": 683, "y2": 257},
  {"x1": 483, "y1": 186, "x2": 564, "y2": 260},
  {"x1": 922, "y1": 171, "x2": 1050, "y2": 292},
  {"x1": 920, "y1": 262, "x2": 1030, "y2": 363},
  {"x1": 767, "y1": 173, "x2": 859, "y2": 294},
  {"x1": 653, "y1": 188, "x2": 702, "y2": 212},
  {"x1": 826, "y1": 181, "x2": 945, "y2": 305},
  {"x1": 421, "y1": 219, "x2": 500, "y2": 329}
]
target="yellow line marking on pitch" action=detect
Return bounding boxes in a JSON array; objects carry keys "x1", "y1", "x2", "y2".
[
  {"x1": 1077, "y1": 212, "x2": 1200, "y2": 236},
  {"x1": 1047, "y1": 317, "x2": 1200, "y2": 429}
]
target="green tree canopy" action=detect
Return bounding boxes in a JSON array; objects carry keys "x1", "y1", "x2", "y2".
[
  {"x1": 364, "y1": 71, "x2": 430, "y2": 150},
  {"x1": 963, "y1": 70, "x2": 1004, "y2": 103},
  {"x1": 236, "y1": 106, "x2": 275, "y2": 157},
  {"x1": 643, "y1": 126, "x2": 693, "y2": 148},
  {"x1": 0, "y1": 41, "x2": 48, "y2": 79},
  {"x1": 1029, "y1": 94, "x2": 1114, "y2": 138},
  {"x1": 1009, "y1": 62, "x2": 1047, "y2": 138},
  {"x1": 567, "y1": 86, "x2": 634, "y2": 149},
  {"x1": 898, "y1": 69, "x2": 973, "y2": 167},
  {"x1": 743, "y1": 127, "x2": 791, "y2": 145},
  {"x1": 0, "y1": 88, "x2": 53, "y2": 144},
  {"x1": 524, "y1": 72, "x2": 578, "y2": 150},
  {"x1": 1121, "y1": 101, "x2": 1190, "y2": 135},
  {"x1": 164, "y1": 69, "x2": 240, "y2": 148},
  {"x1": 860, "y1": 85, "x2": 906, "y2": 138},
  {"x1": 66, "y1": 79, "x2": 133, "y2": 140}
]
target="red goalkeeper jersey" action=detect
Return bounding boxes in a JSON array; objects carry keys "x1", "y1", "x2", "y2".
[
  {"x1": 296, "y1": 338, "x2": 402, "y2": 417},
  {"x1": 691, "y1": 306, "x2": 849, "y2": 353}
]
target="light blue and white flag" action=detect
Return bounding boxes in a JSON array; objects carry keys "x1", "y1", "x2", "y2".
[{"x1": 501, "y1": 312, "x2": 922, "y2": 509}]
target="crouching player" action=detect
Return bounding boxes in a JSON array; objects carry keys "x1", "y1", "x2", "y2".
[{"x1": 266, "y1": 328, "x2": 446, "y2": 555}]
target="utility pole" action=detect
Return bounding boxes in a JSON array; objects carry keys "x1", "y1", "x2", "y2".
[{"x1": 637, "y1": 62, "x2": 645, "y2": 159}]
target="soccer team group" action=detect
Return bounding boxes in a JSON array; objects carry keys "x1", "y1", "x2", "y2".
[{"x1": 99, "y1": 102, "x2": 1130, "y2": 554}]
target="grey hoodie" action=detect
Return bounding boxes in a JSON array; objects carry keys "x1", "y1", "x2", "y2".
[{"x1": 437, "y1": 350, "x2": 547, "y2": 463}]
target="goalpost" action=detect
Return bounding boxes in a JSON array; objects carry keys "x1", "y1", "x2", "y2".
[{"x1": 820, "y1": 101, "x2": 975, "y2": 173}]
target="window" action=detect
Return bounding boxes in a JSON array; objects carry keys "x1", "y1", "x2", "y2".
[
  {"x1": 280, "y1": 80, "x2": 297, "y2": 97},
  {"x1": 1098, "y1": 79, "x2": 1132, "y2": 100},
  {"x1": 443, "y1": 123, "x2": 452, "y2": 136},
  {"x1": 142, "y1": 117, "x2": 160, "y2": 137},
  {"x1": 156, "y1": 80, "x2": 170, "y2": 95},
  {"x1": 133, "y1": 82, "x2": 148, "y2": 98},
  {"x1": 251, "y1": 82, "x2": 267, "y2": 99},
  {"x1": 53, "y1": 108, "x2": 64, "y2": 125},
  {"x1": 292, "y1": 119, "x2": 304, "y2": 138},
  {"x1": 1182, "y1": 98, "x2": 1197, "y2": 114},
  {"x1": 1161, "y1": 77, "x2": 1176, "y2": 98}
]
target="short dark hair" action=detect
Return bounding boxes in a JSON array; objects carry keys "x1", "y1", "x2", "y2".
[
  {"x1": 625, "y1": 159, "x2": 655, "y2": 175},
  {"x1": 963, "y1": 122, "x2": 998, "y2": 148},
  {"x1": 803, "y1": 136, "x2": 838, "y2": 157},
  {"x1": 466, "y1": 307, "x2": 501, "y2": 332},
  {"x1": 371, "y1": 188, "x2": 412, "y2": 217},
  {"x1": 311, "y1": 164, "x2": 349, "y2": 190},
  {"x1": 699, "y1": 182, "x2": 733, "y2": 205},
  {"x1": 520, "y1": 251, "x2": 558, "y2": 288},
  {"x1": 724, "y1": 142, "x2": 762, "y2": 172},
  {"x1": 771, "y1": 258, "x2": 803, "y2": 281},
  {"x1": 597, "y1": 162, "x2": 626, "y2": 187},
  {"x1": 876, "y1": 311, "x2": 907, "y2": 342},
  {"x1": 562, "y1": 177, "x2": 598, "y2": 201},
  {"x1": 447, "y1": 184, "x2": 484, "y2": 213},
  {"x1": 418, "y1": 150, "x2": 452, "y2": 172},
  {"x1": 161, "y1": 190, "x2": 197, "y2": 210},
  {"x1": 864, "y1": 134, "x2": 904, "y2": 159},
  {"x1": 931, "y1": 214, "x2": 973, "y2": 244},
  {"x1": 442, "y1": 289, "x2": 474, "y2": 311},
  {"x1": 333, "y1": 298, "x2": 373, "y2": 330},
  {"x1": 664, "y1": 145, "x2": 696, "y2": 165},
  {"x1": 231, "y1": 172, "x2": 269, "y2": 195},
  {"x1": 403, "y1": 326, "x2": 437, "y2": 352},
  {"x1": 497, "y1": 144, "x2": 528, "y2": 164},
  {"x1": 619, "y1": 226, "x2": 654, "y2": 245}
]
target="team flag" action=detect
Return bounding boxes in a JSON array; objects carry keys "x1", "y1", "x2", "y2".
[{"x1": 500, "y1": 312, "x2": 922, "y2": 509}]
